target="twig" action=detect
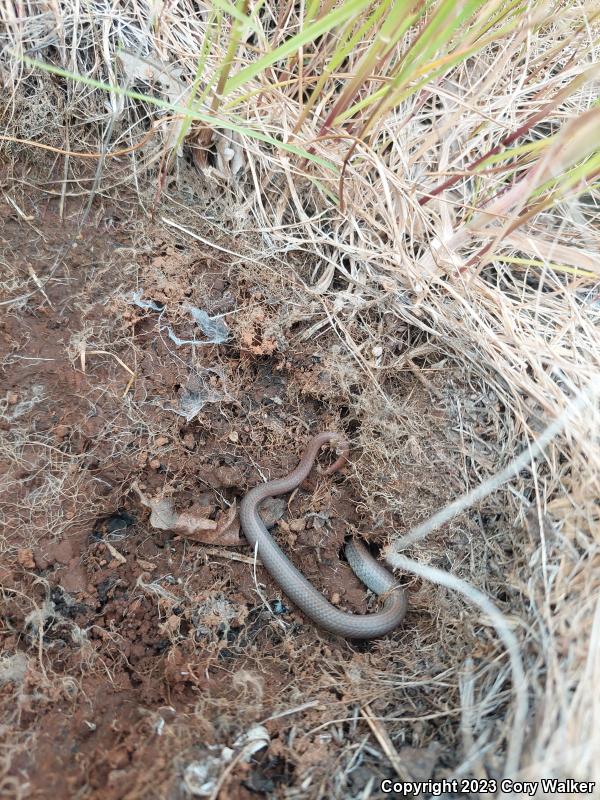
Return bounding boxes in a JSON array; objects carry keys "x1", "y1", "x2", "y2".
[
  {"x1": 82, "y1": 349, "x2": 136, "y2": 397},
  {"x1": 104, "y1": 541, "x2": 126, "y2": 564},
  {"x1": 361, "y1": 703, "x2": 415, "y2": 782},
  {"x1": 260, "y1": 701, "x2": 320, "y2": 723},
  {"x1": 200, "y1": 546, "x2": 262, "y2": 565}
]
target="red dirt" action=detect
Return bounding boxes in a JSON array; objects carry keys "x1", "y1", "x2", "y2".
[{"x1": 1, "y1": 178, "x2": 454, "y2": 798}]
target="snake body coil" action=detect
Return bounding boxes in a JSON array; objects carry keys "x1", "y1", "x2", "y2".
[{"x1": 239, "y1": 432, "x2": 406, "y2": 639}]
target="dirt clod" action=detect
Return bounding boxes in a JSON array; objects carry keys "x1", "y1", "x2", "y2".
[{"x1": 17, "y1": 549, "x2": 35, "y2": 569}]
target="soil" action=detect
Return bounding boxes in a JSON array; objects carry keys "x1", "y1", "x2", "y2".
[{"x1": 1, "y1": 167, "x2": 464, "y2": 799}]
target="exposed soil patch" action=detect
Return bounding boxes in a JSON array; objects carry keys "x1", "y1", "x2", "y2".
[{"x1": 1, "y1": 173, "x2": 465, "y2": 799}]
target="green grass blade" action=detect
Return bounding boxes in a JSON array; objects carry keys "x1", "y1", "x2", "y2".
[
  {"x1": 211, "y1": 0, "x2": 250, "y2": 112},
  {"x1": 492, "y1": 256, "x2": 596, "y2": 278},
  {"x1": 17, "y1": 54, "x2": 337, "y2": 170},
  {"x1": 222, "y1": 0, "x2": 375, "y2": 96},
  {"x1": 209, "y1": 0, "x2": 261, "y2": 35}
]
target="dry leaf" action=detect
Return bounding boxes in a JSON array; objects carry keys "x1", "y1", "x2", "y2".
[
  {"x1": 133, "y1": 483, "x2": 241, "y2": 545},
  {"x1": 214, "y1": 502, "x2": 242, "y2": 546}
]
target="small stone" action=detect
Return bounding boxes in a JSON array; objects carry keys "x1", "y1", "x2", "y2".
[
  {"x1": 331, "y1": 592, "x2": 341, "y2": 604},
  {"x1": 228, "y1": 431, "x2": 239, "y2": 443},
  {"x1": 17, "y1": 549, "x2": 35, "y2": 569},
  {"x1": 289, "y1": 518, "x2": 306, "y2": 532},
  {"x1": 155, "y1": 436, "x2": 169, "y2": 447},
  {"x1": 6, "y1": 391, "x2": 18, "y2": 405},
  {"x1": 149, "y1": 458, "x2": 161, "y2": 470},
  {"x1": 258, "y1": 497, "x2": 286, "y2": 529},
  {"x1": 213, "y1": 465, "x2": 242, "y2": 488},
  {"x1": 182, "y1": 433, "x2": 195, "y2": 450},
  {"x1": 165, "y1": 614, "x2": 180, "y2": 632}
]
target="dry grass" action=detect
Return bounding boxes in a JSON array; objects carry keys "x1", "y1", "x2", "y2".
[{"x1": 1, "y1": 0, "x2": 600, "y2": 795}]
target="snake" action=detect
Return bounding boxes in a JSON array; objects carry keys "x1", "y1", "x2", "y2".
[{"x1": 239, "y1": 432, "x2": 407, "y2": 639}]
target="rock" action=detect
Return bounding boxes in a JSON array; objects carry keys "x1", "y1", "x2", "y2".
[
  {"x1": 212, "y1": 465, "x2": 243, "y2": 488},
  {"x1": 17, "y1": 548, "x2": 35, "y2": 569},
  {"x1": 136, "y1": 558, "x2": 156, "y2": 571},
  {"x1": 258, "y1": 497, "x2": 286, "y2": 529}
]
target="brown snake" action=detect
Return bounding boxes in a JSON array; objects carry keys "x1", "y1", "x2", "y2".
[{"x1": 239, "y1": 432, "x2": 407, "y2": 639}]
